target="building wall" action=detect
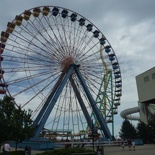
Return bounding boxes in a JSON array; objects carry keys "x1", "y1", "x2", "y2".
[
  {"x1": 138, "y1": 102, "x2": 149, "y2": 124},
  {"x1": 136, "y1": 67, "x2": 155, "y2": 124},
  {"x1": 136, "y1": 67, "x2": 155, "y2": 103}
]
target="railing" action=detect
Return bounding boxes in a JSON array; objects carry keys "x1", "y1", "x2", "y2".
[
  {"x1": 70, "y1": 153, "x2": 95, "y2": 155},
  {"x1": 54, "y1": 140, "x2": 128, "y2": 148}
]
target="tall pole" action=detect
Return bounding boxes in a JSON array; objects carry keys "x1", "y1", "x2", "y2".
[{"x1": 92, "y1": 119, "x2": 95, "y2": 151}]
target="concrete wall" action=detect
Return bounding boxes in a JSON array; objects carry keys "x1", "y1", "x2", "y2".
[
  {"x1": 138, "y1": 102, "x2": 148, "y2": 124},
  {"x1": 136, "y1": 67, "x2": 155, "y2": 103},
  {"x1": 136, "y1": 67, "x2": 155, "y2": 124}
]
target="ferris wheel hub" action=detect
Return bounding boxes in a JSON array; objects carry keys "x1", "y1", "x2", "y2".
[{"x1": 61, "y1": 56, "x2": 74, "y2": 71}]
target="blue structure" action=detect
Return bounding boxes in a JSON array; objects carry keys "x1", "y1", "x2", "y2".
[
  {"x1": 10, "y1": 140, "x2": 54, "y2": 150},
  {"x1": 33, "y1": 64, "x2": 112, "y2": 141}
]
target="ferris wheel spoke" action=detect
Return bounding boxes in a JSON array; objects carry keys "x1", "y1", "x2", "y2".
[
  {"x1": 77, "y1": 30, "x2": 100, "y2": 57},
  {"x1": 6, "y1": 70, "x2": 51, "y2": 85},
  {"x1": 68, "y1": 23, "x2": 77, "y2": 55},
  {"x1": 85, "y1": 76, "x2": 102, "y2": 91},
  {"x1": 41, "y1": 15, "x2": 68, "y2": 58},
  {"x1": 2, "y1": 52, "x2": 50, "y2": 64},
  {"x1": 13, "y1": 25, "x2": 47, "y2": 50},
  {"x1": 12, "y1": 69, "x2": 61, "y2": 97},
  {"x1": 12, "y1": 75, "x2": 52, "y2": 97},
  {"x1": 23, "y1": 18, "x2": 56, "y2": 50},
  {"x1": 75, "y1": 32, "x2": 89, "y2": 55},
  {"x1": 49, "y1": 15, "x2": 71, "y2": 56},
  {"x1": 78, "y1": 43, "x2": 100, "y2": 62},
  {"x1": 8, "y1": 33, "x2": 52, "y2": 62},
  {"x1": 18, "y1": 20, "x2": 62, "y2": 60},
  {"x1": 59, "y1": 18, "x2": 72, "y2": 55},
  {"x1": 58, "y1": 16, "x2": 73, "y2": 56},
  {"x1": 21, "y1": 74, "x2": 63, "y2": 109},
  {"x1": 33, "y1": 77, "x2": 63, "y2": 117},
  {"x1": 32, "y1": 15, "x2": 66, "y2": 58}
]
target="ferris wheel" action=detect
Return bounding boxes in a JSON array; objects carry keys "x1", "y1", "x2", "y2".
[{"x1": 0, "y1": 6, "x2": 122, "y2": 139}]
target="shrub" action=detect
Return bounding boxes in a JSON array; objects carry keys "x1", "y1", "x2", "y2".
[{"x1": 0, "y1": 151, "x2": 24, "y2": 155}]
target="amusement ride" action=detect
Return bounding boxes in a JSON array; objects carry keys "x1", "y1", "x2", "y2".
[{"x1": 0, "y1": 6, "x2": 122, "y2": 141}]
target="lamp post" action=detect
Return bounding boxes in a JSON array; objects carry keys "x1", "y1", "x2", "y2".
[{"x1": 91, "y1": 119, "x2": 95, "y2": 151}]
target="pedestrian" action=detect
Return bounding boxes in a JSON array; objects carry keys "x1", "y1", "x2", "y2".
[
  {"x1": 127, "y1": 138, "x2": 132, "y2": 151},
  {"x1": 25, "y1": 146, "x2": 29, "y2": 155},
  {"x1": 122, "y1": 141, "x2": 125, "y2": 150},
  {"x1": 65, "y1": 139, "x2": 70, "y2": 148},
  {"x1": 2, "y1": 141, "x2": 11, "y2": 155},
  {"x1": 132, "y1": 140, "x2": 135, "y2": 151}
]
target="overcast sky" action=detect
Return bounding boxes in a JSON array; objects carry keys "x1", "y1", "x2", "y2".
[{"x1": 1, "y1": 0, "x2": 155, "y2": 137}]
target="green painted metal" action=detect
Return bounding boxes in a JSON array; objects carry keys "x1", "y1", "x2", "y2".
[{"x1": 90, "y1": 70, "x2": 115, "y2": 136}]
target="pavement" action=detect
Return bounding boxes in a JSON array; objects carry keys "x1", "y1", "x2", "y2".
[
  {"x1": 103, "y1": 144, "x2": 155, "y2": 155},
  {"x1": 11, "y1": 144, "x2": 155, "y2": 155}
]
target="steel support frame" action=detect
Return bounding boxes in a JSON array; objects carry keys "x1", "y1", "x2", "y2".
[
  {"x1": 74, "y1": 65, "x2": 112, "y2": 139},
  {"x1": 32, "y1": 64, "x2": 112, "y2": 140},
  {"x1": 33, "y1": 65, "x2": 74, "y2": 138}
]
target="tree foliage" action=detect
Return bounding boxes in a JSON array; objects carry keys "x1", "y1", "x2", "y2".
[
  {"x1": 119, "y1": 118, "x2": 155, "y2": 143},
  {"x1": 148, "y1": 116, "x2": 155, "y2": 136},
  {"x1": 137, "y1": 117, "x2": 155, "y2": 143},
  {"x1": 0, "y1": 96, "x2": 15, "y2": 144},
  {"x1": 119, "y1": 119, "x2": 137, "y2": 139},
  {"x1": 136, "y1": 121, "x2": 150, "y2": 143},
  {"x1": 0, "y1": 96, "x2": 35, "y2": 147}
]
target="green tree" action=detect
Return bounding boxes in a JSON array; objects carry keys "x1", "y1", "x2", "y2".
[
  {"x1": 119, "y1": 119, "x2": 137, "y2": 139},
  {"x1": 137, "y1": 117, "x2": 155, "y2": 143},
  {"x1": 11, "y1": 106, "x2": 35, "y2": 150},
  {"x1": 0, "y1": 96, "x2": 15, "y2": 146},
  {"x1": 137, "y1": 121, "x2": 150, "y2": 143},
  {"x1": 0, "y1": 96, "x2": 35, "y2": 149},
  {"x1": 147, "y1": 116, "x2": 155, "y2": 143}
]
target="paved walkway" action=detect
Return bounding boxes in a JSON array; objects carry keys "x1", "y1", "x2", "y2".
[
  {"x1": 14, "y1": 144, "x2": 155, "y2": 155},
  {"x1": 103, "y1": 144, "x2": 155, "y2": 155}
]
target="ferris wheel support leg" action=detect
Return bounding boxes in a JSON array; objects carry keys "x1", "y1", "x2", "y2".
[
  {"x1": 74, "y1": 65, "x2": 112, "y2": 140},
  {"x1": 70, "y1": 77, "x2": 94, "y2": 130},
  {"x1": 32, "y1": 65, "x2": 74, "y2": 139},
  {"x1": 33, "y1": 73, "x2": 65, "y2": 127}
]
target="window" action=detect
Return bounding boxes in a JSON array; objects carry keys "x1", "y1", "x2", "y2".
[
  {"x1": 152, "y1": 72, "x2": 155, "y2": 79},
  {"x1": 144, "y1": 76, "x2": 149, "y2": 82}
]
